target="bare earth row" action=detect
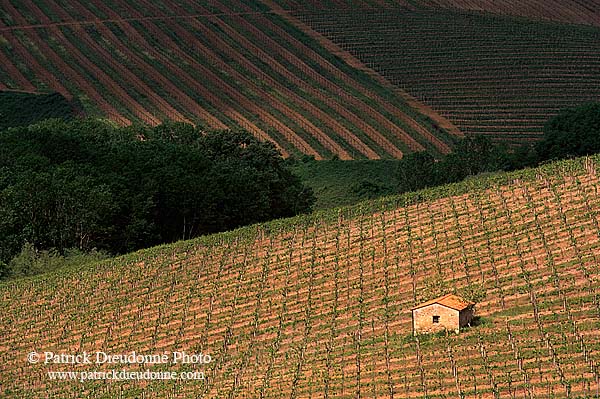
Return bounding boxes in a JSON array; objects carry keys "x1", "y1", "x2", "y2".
[{"x1": 0, "y1": 0, "x2": 456, "y2": 159}]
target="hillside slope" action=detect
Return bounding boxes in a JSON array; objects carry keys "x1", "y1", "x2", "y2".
[
  {"x1": 284, "y1": 5, "x2": 600, "y2": 144},
  {"x1": 3, "y1": 156, "x2": 600, "y2": 398},
  {"x1": 272, "y1": 0, "x2": 600, "y2": 28},
  {"x1": 0, "y1": 91, "x2": 81, "y2": 129},
  {"x1": 0, "y1": 0, "x2": 457, "y2": 159}
]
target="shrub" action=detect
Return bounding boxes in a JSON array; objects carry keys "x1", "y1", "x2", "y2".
[
  {"x1": 4, "y1": 243, "x2": 110, "y2": 279},
  {"x1": 536, "y1": 102, "x2": 600, "y2": 160}
]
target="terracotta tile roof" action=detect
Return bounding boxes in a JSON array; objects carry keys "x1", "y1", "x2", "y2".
[{"x1": 411, "y1": 294, "x2": 474, "y2": 311}]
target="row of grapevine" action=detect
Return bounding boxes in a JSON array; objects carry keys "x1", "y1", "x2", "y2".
[
  {"x1": 291, "y1": 7, "x2": 600, "y2": 143},
  {"x1": 0, "y1": 5, "x2": 133, "y2": 124},
  {"x1": 263, "y1": 0, "x2": 461, "y2": 151},
  {"x1": 0, "y1": 0, "x2": 456, "y2": 159},
  {"x1": 4, "y1": 156, "x2": 600, "y2": 397},
  {"x1": 415, "y1": 0, "x2": 600, "y2": 28},
  {"x1": 273, "y1": 0, "x2": 600, "y2": 28},
  {"x1": 270, "y1": 0, "x2": 414, "y2": 10},
  {"x1": 189, "y1": 0, "x2": 408, "y2": 158}
]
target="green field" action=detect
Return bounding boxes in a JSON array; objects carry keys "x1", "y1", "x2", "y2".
[{"x1": 290, "y1": 158, "x2": 403, "y2": 209}]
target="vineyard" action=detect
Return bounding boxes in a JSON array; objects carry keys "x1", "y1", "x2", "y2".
[
  {"x1": 284, "y1": 6, "x2": 600, "y2": 144},
  {"x1": 413, "y1": 0, "x2": 600, "y2": 28},
  {"x1": 3, "y1": 154, "x2": 600, "y2": 398},
  {"x1": 272, "y1": 0, "x2": 600, "y2": 28},
  {"x1": 0, "y1": 0, "x2": 460, "y2": 159}
]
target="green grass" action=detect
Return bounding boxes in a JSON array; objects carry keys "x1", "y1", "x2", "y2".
[
  {"x1": 290, "y1": 158, "x2": 405, "y2": 209},
  {"x1": 0, "y1": 91, "x2": 81, "y2": 130}
]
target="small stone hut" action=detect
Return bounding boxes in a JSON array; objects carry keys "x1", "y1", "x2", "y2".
[{"x1": 411, "y1": 294, "x2": 475, "y2": 335}]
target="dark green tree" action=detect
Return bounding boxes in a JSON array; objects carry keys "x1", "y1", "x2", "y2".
[
  {"x1": 395, "y1": 151, "x2": 437, "y2": 191},
  {"x1": 0, "y1": 119, "x2": 314, "y2": 276},
  {"x1": 536, "y1": 102, "x2": 600, "y2": 160}
]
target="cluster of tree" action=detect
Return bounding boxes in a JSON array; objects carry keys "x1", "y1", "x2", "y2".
[
  {"x1": 1, "y1": 102, "x2": 597, "y2": 279},
  {"x1": 357, "y1": 102, "x2": 600, "y2": 196},
  {"x1": 536, "y1": 102, "x2": 600, "y2": 160},
  {"x1": 0, "y1": 119, "x2": 314, "y2": 279}
]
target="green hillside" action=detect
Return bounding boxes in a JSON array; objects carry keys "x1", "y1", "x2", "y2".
[
  {"x1": 2, "y1": 155, "x2": 600, "y2": 397},
  {"x1": 289, "y1": 158, "x2": 403, "y2": 209},
  {"x1": 0, "y1": 91, "x2": 81, "y2": 129}
]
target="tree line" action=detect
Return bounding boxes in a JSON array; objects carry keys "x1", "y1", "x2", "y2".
[
  {"x1": 1, "y1": 102, "x2": 597, "y2": 280},
  {"x1": 350, "y1": 102, "x2": 600, "y2": 197},
  {"x1": 0, "y1": 119, "x2": 314, "y2": 279}
]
